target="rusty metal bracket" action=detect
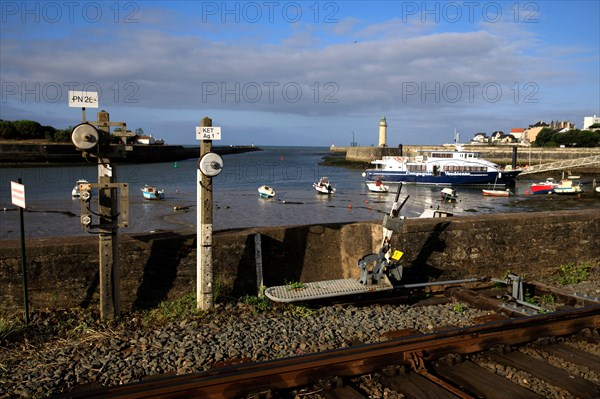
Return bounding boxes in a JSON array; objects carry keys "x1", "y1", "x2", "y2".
[{"x1": 407, "y1": 351, "x2": 476, "y2": 399}]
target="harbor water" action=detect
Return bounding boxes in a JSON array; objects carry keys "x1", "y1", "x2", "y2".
[{"x1": 1, "y1": 146, "x2": 598, "y2": 239}]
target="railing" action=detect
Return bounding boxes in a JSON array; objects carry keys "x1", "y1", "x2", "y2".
[{"x1": 519, "y1": 155, "x2": 600, "y2": 175}]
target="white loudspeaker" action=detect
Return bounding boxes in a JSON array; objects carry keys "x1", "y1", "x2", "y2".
[
  {"x1": 198, "y1": 152, "x2": 224, "y2": 177},
  {"x1": 71, "y1": 123, "x2": 100, "y2": 151}
]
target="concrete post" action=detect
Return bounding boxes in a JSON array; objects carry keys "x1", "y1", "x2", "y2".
[{"x1": 197, "y1": 117, "x2": 214, "y2": 310}]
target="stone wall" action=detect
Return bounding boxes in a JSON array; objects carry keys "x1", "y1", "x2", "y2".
[
  {"x1": 0, "y1": 209, "x2": 598, "y2": 317},
  {"x1": 331, "y1": 145, "x2": 600, "y2": 167}
]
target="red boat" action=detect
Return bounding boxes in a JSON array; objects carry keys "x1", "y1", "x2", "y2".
[{"x1": 529, "y1": 178, "x2": 558, "y2": 194}]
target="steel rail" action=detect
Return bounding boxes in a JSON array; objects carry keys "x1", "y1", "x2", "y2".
[
  {"x1": 61, "y1": 304, "x2": 600, "y2": 399},
  {"x1": 518, "y1": 154, "x2": 600, "y2": 175}
]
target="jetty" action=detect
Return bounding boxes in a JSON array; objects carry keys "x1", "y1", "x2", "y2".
[{"x1": 0, "y1": 142, "x2": 261, "y2": 166}]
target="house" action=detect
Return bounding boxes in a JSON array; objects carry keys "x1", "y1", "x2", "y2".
[
  {"x1": 509, "y1": 128, "x2": 525, "y2": 141},
  {"x1": 136, "y1": 135, "x2": 156, "y2": 145},
  {"x1": 491, "y1": 131, "x2": 517, "y2": 144},
  {"x1": 583, "y1": 115, "x2": 600, "y2": 130},
  {"x1": 524, "y1": 121, "x2": 549, "y2": 143},
  {"x1": 471, "y1": 132, "x2": 489, "y2": 143}
]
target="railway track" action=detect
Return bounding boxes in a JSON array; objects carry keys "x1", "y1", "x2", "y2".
[{"x1": 60, "y1": 279, "x2": 600, "y2": 399}]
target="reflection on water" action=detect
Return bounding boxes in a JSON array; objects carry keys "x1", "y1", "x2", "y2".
[{"x1": 1, "y1": 147, "x2": 598, "y2": 239}]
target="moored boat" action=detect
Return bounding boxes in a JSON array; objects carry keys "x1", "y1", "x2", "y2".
[
  {"x1": 529, "y1": 178, "x2": 558, "y2": 195},
  {"x1": 482, "y1": 189, "x2": 511, "y2": 197},
  {"x1": 313, "y1": 176, "x2": 336, "y2": 194},
  {"x1": 363, "y1": 144, "x2": 520, "y2": 186},
  {"x1": 553, "y1": 179, "x2": 583, "y2": 195},
  {"x1": 258, "y1": 185, "x2": 276, "y2": 198},
  {"x1": 440, "y1": 187, "x2": 458, "y2": 201},
  {"x1": 142, "y1": 185, "x2": 165, "y2": 200},
  {"x1": 71, "y1": 179, "x2": 89, "y2": 197},
  {"x1": 366, "y1": 179, "x2": 389, "y2": 193}
]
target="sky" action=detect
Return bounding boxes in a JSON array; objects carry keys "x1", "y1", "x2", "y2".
[{"x1": 1, "y1": 1, "x2": 599, "y2": 146}]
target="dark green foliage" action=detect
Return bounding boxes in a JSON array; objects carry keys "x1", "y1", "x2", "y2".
[{"x1": 534, "y1": 128, "x2": 600, "y2": 147}]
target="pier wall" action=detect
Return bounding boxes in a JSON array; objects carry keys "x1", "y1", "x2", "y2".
[
  {"x1": 332, "y1": 145, "x2": 600, "y2": 168},
  {"x1": 0, "y1": 209, "x2": 598, "y2": 317}
]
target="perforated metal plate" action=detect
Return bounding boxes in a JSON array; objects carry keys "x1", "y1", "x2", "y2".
[{"x1": 264, "y1": 277, "x2": 394, "y2": 303}]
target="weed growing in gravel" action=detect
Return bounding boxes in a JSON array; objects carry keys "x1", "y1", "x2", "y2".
[
  {"x1": 555, "y1": 262, "x2": 593, "y2": 285},
  {"x1": 0, "y1": 318, "x2": 26, "y2": 342},
  {"x1": 452, "y1": 304, "x2": 465, "y2": 314},
  {"x1": 241, "y1": 295, "x2": 270, "y2": 313},
  {"x1": 286, "y1": 304, "x2": 314, "y2": 318},
  {"x1": 141, "y1": 293, "x2": 205, "y2": 326}
]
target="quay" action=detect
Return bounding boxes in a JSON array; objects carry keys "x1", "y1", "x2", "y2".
[
  {"x1": 330, "y1": 145, "x2": 600, "y2": 173},
  {"x1": 0, "y1": 209, "x2": 598, "y2": 317}
]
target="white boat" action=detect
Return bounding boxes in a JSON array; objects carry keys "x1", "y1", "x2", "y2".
[
  {"x1": 440, "y1": 187, "x2": 458, "y2": 201},
  {"x1": 482, "y1": 189, "x2": 511, "y2": 197},
  {"x1": 366, "y1": 180, "x2": 389, "y2": 193},
  {"x1": 258, "y1": 185, "x2": 276, "y2": 198},
  {"x1": 364, "y1": 142, "x2": 521, "y2": 186},
  {"x1": 313, "y1": 177, "x2": 336, "y2": 194},
  {"x1": 71, "y1": 179, "x2": 89, "y2": 197},
  {"x1": 142, "y1": 185, "x2": 165, "y2": 200},
  {"x1": 553, "y1": 179, "x2": 583, "y2": 195}
]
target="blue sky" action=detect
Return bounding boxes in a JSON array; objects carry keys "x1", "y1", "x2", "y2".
[{"x1": 1, "y1": 1, "x2": 599, "y2": 146}]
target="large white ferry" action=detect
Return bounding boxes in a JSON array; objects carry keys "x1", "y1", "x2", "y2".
[{"x1": 364, "y1": 145, "x2": 521, "y2": 186}]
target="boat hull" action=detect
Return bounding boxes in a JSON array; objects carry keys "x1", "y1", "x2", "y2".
[
  {"x1": 482, "y1": 189, "x2": 510, "y2": 197},
  {"x1": 258, "y1": 185, "x2": 276, "y2": 198},
  {"x1": 364, "y1": 170, "x2": 520, "y2": 186},
  {"x1": 529, "y1": 184, "x2": 556, "y2": 194}
]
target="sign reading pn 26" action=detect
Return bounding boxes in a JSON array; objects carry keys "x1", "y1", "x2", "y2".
[
  {"x1": 196, "y1": 126, "x2": 221, "y2": 141},
  {"x1": 68, "y1": 90, "x2": 99, "y2": 108}
]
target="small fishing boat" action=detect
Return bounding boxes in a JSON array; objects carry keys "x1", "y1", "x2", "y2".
[
  {"x1": 529, "y1": 178, "x2": 558, "y2": 194},
  {"x1": 142, "y1": 185, "x2": 165, "y2": 200},
  {"x1": 313, "y1": 177, "x2": 336, "y2": 194},
  {"x1": 553, "y1": 179, "x2": 583, "y2": 195},
  {"x1": 258, "y1": 185, "x2": 276, "y2": 198},
  {"x1": 366, "y1": 179, "x2": 389, "y2": 193},
  {"x1": 482, "y1": 189, "x2": 511, "y2": 197},
  {"x1": 440, "y1": 187, "x2": 458, "y2": 202},
  {"x1": 71, "y1": 179, "x2": 89, "y2": 197}
]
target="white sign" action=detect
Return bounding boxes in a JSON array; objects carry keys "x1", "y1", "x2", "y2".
[
  {"x1": 11, "y1": 181, "x2": 26, "y2": 209},
  {"x1": 68, "y1": 90, "x2": 99, "y2": 108},
  {"x1": 196, "y1": 126, "x2": 221, "y2": 141}
]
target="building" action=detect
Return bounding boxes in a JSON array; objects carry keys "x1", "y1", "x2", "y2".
[
  {"x1": 491, "y1": 131, "x2": 517, "y2": 144},
  {"x1": 136, "y1": 135, "x2": 156, "y2": 145},
  {"x1": 471, "y1": 132, "x2": 489, "y2": 143},
  {"x1": 378, "y1": 115, "x2": 387, "y2": 147},
  {"x1": 524, "y1": 121, "x2": 549, "y2": 143},
  {"x1": 550, "y1": 120, "x2": 575, "y2": 130},
  {"x1": 509, "y1": 128, "x2": 525, "y2": 141},
  {"x1": 583, "y1": 115, "x2": 600, "y2": 130}
]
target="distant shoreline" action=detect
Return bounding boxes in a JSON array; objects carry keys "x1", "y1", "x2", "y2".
[{"x1": 0, "y1": 141, "x2": 261, "y2": 166}]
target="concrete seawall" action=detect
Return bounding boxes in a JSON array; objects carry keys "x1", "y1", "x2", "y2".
[
  {"x1": 331, "y1": 145, "x2": 600, "y2": 168},
  {"x1": 1, "y1": 209, "x2": 598, "y2": 317}
]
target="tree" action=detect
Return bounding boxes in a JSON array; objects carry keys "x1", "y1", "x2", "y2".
[
  {"x1": 533, "y1": 127, "x2": 556, "y2": 147},
  {"x1": 12, "y1": 120, "x2": 45, "y2": 139},
  {"x1": 0, "y1": 121, "x2": 18, "y2": 139}
]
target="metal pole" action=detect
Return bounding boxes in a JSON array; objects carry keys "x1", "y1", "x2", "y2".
[
  {"x1": 197, "y1": 117, "x2": 214, "y2": 310},
  {"x1": 17, "y1": 178, "x2": 29, "y2": 324}
]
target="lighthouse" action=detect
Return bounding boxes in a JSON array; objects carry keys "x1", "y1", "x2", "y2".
[{"x1": 378, "y1": 115, "x2": 387, "y2": 147}]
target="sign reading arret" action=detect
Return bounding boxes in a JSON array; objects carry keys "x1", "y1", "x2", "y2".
[
  {"x1": 11, "y1": 181, "x2": 26, "y2": 209},
  {"x1": 196, "y1": 126, "x2": 221, "y2": 141},
  {"x1": 68, "y1": 90, "x2": 99, "y2": 108}
]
